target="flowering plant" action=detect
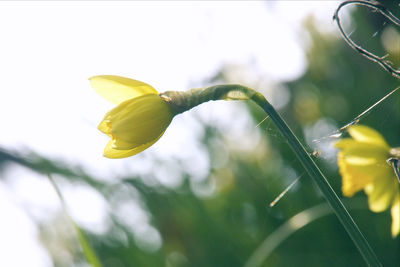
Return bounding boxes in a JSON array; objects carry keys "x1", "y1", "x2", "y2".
[{"x1": 335, "y1": 125, "x2": 400, "y2": 237}]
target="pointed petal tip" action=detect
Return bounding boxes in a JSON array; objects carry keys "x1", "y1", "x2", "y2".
[
  {"x1": 89, "y1": 75, "x2": 159, "y2": 105},
  {"x1": 88, "y1": 75, "x2": 103, "y2": 81}
]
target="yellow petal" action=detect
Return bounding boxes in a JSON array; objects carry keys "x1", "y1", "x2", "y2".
[
  {"x1": 335, "y1": 139, "x2": 389, "y2": 164},
  {"x1": 100, "y1": 94, "x2": 139, "y2": 122},
  {"x1": 103, "y1": 133, "x2": 163, "y2": 159},
  {"x1": 391, "y1": 192, "x2": 400, "y2": 237},
  {"x1": 110, "y1": 95, "x2": 174, "y2": 145},
  {"x1": 364, "y1": 176, "x2": 397, "y2": 212},
  {"x1": 348, "y1": 125, "x2": 390, "y2": 149},
  {"x1": 90, "y1": 75, "x2": 158, "y2": 105},
  {"x1": 337, "y1": 151, "x2": 375, "y2": 196},
  {"x1": 98, "y1": 120, "x2": 112, "y2": 135},
  {"x1": 334, "y1": 138, "x2": 357, "y2": 149},
  {"x1": 335, "y1": 140, "x2": 391, "y2": 197},
  {"x1": 112, "y1": 137, "x2": 138, "y2": 150}
]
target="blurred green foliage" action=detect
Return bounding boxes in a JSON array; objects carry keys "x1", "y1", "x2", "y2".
[{"x1": 1, "y1": 2, "x2": 399, "y2": 267}]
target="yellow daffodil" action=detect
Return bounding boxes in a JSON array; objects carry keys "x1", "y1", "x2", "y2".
[
  {"x1": 90, "y1": 76, "x2": 257, "y2": 159},
  {"x1": 90, "y1": 75, "x2": 175, "y2": 159},
  {"x1": 335, "y1": 125, "x2": 400, "y2": 237}
]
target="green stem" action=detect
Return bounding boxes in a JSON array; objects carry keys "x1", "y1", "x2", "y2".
[
  {"x1": 47, "y1": 174, "x2": 103, "y2": 267},
  {"x1": 161, "y1": 84, "x2": 253, "y2": 114},
  {"x1": 245, "y1": 199, "x2": 366, "y2": 267},
  {"x1": 164, "y1": 84, "x2": 381, "y2": 265},
  {"x1": 250, "y1": 92, "x2": 381, "y2": 267}
]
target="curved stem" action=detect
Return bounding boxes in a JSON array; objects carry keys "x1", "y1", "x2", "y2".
[
  {"x1": 245, "y1": 200, "x2": 367, "y2": 267},
  {"x1": 161, "y1": 84, "x2": 254, "y2": 114},
  {"x1": 47, "y1": 174, "x2": 103, "y2": 267},
  {"x1": 250, "y1": 92, "x2": 381, "y2": 267},
  {"x1": 333, "y1": 0, "x2": 400, "y2": 79}
]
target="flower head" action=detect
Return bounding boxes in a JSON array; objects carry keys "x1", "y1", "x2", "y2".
[
  {"x1": 90, "y1": 75, "x2": 175, "y2": 158},
  {"x1": 334, "y1": 125, "x2": 400, "y2": 237}
]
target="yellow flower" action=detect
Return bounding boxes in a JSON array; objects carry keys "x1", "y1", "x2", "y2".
[
  {"x1": 90, "y1": 75, "x2": 175, "y2": 159},
  {"x1": 335, "y1": 125, "x2": 400, "y2": 237}
]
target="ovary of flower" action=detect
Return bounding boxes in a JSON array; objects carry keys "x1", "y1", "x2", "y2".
[
  {"x1": 90, "y1": 75, "x2": 175, "y2": 159},
  {"x1": 334, "y1": 125, "x2": 400, "y2": 237}
]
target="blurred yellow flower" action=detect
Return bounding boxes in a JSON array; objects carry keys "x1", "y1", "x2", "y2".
[
  {"x1": 335, "y1": 125, "x2": 400, "y2": 237},
  {"x1": 90, "y1": 75, "x2": 175, "y2": 159}
]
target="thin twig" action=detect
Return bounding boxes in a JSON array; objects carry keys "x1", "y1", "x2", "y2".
[
  {"x1": 312, "y1": 85, "x2": 400, "y2": 143},
  {"x1": 337, "y1": 85, "x2": 400, "y2": 132},
  {"x1": 269, "y1": 174, "x2": 303, "y2": 207},
  {"x1": 387, "y1": 158, "x2": 400, "y2": 184},
  {"x1": 333, "y1": 0, "x2": 400, "y2": 79}
]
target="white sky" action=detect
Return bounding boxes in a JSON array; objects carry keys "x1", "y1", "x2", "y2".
[{"x1": 0, "y1": 1, "x2": 340, "y2": 266}]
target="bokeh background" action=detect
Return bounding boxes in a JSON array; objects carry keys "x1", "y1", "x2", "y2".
[{"x1": 0, "y1": 1, "x2": 399, "y2": 266}]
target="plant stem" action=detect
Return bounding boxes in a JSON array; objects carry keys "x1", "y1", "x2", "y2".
[
  {"x1": 251, "y1": 92, "x2": 381, "y2": 267},
  {"x1": 47, "y1": 174, "x2": 103, "y2": 267}
]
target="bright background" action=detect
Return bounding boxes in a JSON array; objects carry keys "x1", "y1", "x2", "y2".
[{"x1": 0, "y1": 1, "x2": 399, "y2": 267}]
